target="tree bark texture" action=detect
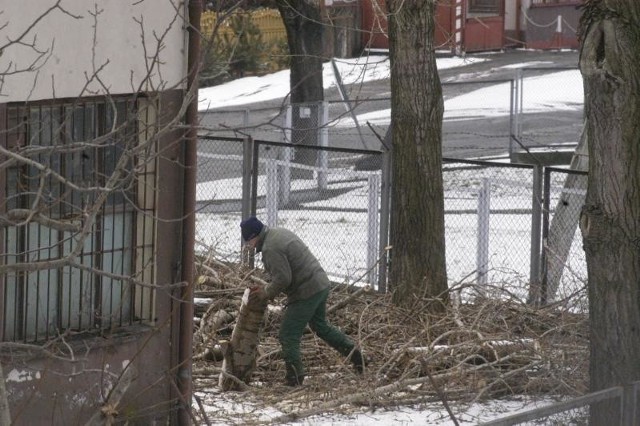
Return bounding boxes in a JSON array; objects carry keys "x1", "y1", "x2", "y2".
[
  {"x1": 276, "y1": 0, "x2": 324, "y2": 104},
  {"x1": 276, "y1": 0, "x2": 325, "y2": 171},
  {"x1": 387, "y1": 0, "x2": 448, "y2": 311},
  {"x1": 218, "y1": 289, "x2": 267, "y2": 391},
  {"x1": 579, "y1": 2, "x2": 640, "y2": 423}
]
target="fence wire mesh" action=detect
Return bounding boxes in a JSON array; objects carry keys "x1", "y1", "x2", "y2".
[
  {"x1": 195, "y1": 138, "x2": 383, "y2": 285},
  {"x1": 194, "y1": 137, "x2": 587, "y2": 310},
  {"x1": 442, "y1": 160, "x2": 536, "y2": 298}
]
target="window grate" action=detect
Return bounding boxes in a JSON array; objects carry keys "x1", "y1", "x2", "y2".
[{"x1": 1, "y1": 98, "x2": 157, "y2": 343}]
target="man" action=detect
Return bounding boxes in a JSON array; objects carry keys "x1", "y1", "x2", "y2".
[{"x1": 240, "y1": 216, "x2": 365, "y2": 386}]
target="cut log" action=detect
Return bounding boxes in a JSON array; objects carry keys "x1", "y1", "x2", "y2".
[
  {"x1": 393, "y1": 339, "x2": 540, "y2": 373},
  {"x1": 194, "y1": 308, "x2": 235, "y2": 359},
  {"x1": 218, "y1": 288, "x2": 267, "y2": 391},
  {"x1": 196, "y1": 274, "x2": 224, "y2": 288}
]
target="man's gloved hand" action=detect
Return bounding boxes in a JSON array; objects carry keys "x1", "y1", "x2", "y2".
[{"x1": 248, "y1": 285, "x2": 268, "y2": 305}]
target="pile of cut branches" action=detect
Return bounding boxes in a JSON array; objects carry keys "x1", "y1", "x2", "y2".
[{"x1": 191, "y1": 256, "x2": 588, "y2": 424}]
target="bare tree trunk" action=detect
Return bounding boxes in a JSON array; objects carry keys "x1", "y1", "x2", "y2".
[
  {"x1": 538, "y1": 125, "x2": 588, "y2": 303},
  {"x1": 579, "y1": 3, "x2": 640, "y2": 423},
  {"x1": 218, "y1": 289, "x2": 267, "y2": 391},
  {"x1": 276, "y1": 0, "x2": 324, "y2": 175},
  {"x1": 387, "y1": 0, "x2": 448, "y2": 312}
]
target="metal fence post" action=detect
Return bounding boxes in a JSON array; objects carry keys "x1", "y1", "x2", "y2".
[
  {"x1": 241, "y1": 108, "x2": 252, "y2": 220},
  {"x1": 367, "y1": 173, "x2": 380, "y2": 287},
  {"x1": 266, "y1": 159, "x2": 278, "y2": 227},
  {"x1": 477, "y1": 177, "x2": 490, "y2": 285},
  {"x1": 241, "y1": 136, "x2": 254, "y2": 222},
  {"x1": 317, "y1": 101, "x2": 329, "y2": 190},
  {"x1": 378, "y1": 127, "x2": 393, "y2": 293},
  {"x1": 279, "y1": 105, "x2": 292, "y2": 207},
  {"x1": 509, "y1": 69, "x2": 523, "y2": 161},
  {"x1": 530, "y1": 165, "x2": 543, "y2": 298},
  {"x1": 241, "y1": 134, "x2": 255, "y2": 266},
  {"x1": 540, "y1": 167, "x2": 552, "y2": 304},
  {"x1": 250, "y1": 141, "x2": 260, "y2": 218},
  {"x1": 517, "y1": 68, "x2": 523, "y2": 139}
]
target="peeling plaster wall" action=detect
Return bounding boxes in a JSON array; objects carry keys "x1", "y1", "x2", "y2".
[
  {"x1": 1, "y1": 86, "x2": 187, "y2": 424},
  {"x1": 0, "y1": 0, "x2": 189, "y2": 420},
  {"x1": 5, "y1": 330, "x2": 175, "y2": 425}
]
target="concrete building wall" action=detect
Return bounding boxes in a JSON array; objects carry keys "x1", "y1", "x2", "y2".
[
  {"x1": 0, "y1": 0, "x2": 188, "y2": 102},
  {"x1": 1, "y1": 0, "x2": 191, "y2": 422}
]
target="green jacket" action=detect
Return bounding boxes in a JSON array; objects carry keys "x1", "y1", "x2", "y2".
[{"x1": 256, "y1": 226, "x2": 330, "y2": 302}]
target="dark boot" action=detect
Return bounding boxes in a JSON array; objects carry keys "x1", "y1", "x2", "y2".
[
  {"x1": 284, "y1": 363, "x2": 305, "y2": 386},
  {"x1": 349, "y1": 349, "x2": 366, "y2": 374}
]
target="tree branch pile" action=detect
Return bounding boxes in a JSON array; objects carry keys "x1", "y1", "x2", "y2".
[{"x1": 191, "y1": 258, "x2": 589, "y2": 424}]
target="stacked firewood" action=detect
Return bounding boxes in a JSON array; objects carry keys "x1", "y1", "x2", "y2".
[{"x1": 192, "y1": 256, "x2": 589, "y2": 423}]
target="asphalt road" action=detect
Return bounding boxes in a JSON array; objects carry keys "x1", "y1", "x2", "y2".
[{"x1": 198, "y1": 49, "x2": 581, "y2": 179}]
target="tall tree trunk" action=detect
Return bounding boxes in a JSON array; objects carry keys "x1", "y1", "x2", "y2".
[
  {"x1": 387, "y1": 0, "x2": 448, "y2": 312},
  {"x1": 276, "y1": 0, "x2": 324, "y2": 176},
  {"x1": 579, "y1": 3, "x2": 640, "y2": 423}
]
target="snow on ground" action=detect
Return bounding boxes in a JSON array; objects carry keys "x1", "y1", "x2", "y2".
[
  {"x1": 198, "y1": 55, "x2": 489, "y2": 111},
  {"x1": 195, "y1": 389, "x2": 561, "y2": 425},
  {"x1": 194, "y1": 51, "x2": 584, "y2": 425}
]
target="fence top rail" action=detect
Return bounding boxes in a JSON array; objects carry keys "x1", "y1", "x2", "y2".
[
  {"x1": 198, "y1": 135, "x2": 386, "y2": 155},
  {"x1": 328, "y1": 97, "x2": 391, "y2": 104},
  {"x1": 544, "y1": 165, "x2": 587, "y2": 175},
  {"x1": 198, "y1": 135, "x2": 246, "y2": 142},
  {"x1": 256, "y1": 139, "x2": 386, "y2": 155},
  {"x1": 520, "y1": 66, "x2": 579, "y2": 72},
  {"x1": 479, "y1": 386, "x2": 624, "y2": 426},
  {"x1": 442, "y1": 78, "x2": 515, "y2": 86},
  {"x1": 443, "y1": 157, "x2": 535, "y2": 170},
  {"x1": 200, "y1": 105, "x2": 285, "y2": 114}
]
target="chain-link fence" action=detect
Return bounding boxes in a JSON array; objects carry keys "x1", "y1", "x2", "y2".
[
  {"x1": 196, "y1": 64, "x2": 586, "y2": 300},
  {"x1": 199, "y1": 66, "x2": 583, "y2": 159},
  {"x1": 443, "y1": 159, "x2": 537, "y2": 297},
  {"x1": 195, "y1": 137, "x2": 385, "y2": 286},
  {"x1": 195, "y1": 137, "x2": 587, "y2": 308}
]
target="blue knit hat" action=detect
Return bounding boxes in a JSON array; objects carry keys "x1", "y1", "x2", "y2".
[{"x1": 240, "y1": 216, "x2": 264, "y2": 242}]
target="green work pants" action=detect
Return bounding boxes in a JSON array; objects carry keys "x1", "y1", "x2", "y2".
[{"x1": 279, "y1": 287, "x2": 354, "y2": 378}]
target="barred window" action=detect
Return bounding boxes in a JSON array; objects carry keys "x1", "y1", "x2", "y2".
[
  {"x1": 469, "y1": 0, "x2": 500, "y2": 14},
  {"x1": 1, "y1": 98, "x2": 157, "y2": 343},
  {"x1": 531, "y1": 0, "x2": 582, "y2": 5}
]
